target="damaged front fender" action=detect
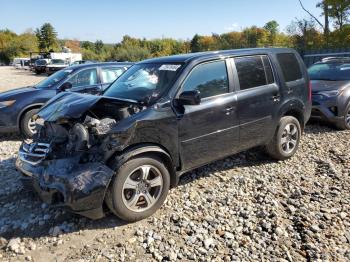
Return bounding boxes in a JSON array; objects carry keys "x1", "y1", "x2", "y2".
[{"x1": 16, "y1": 156, "x2": 115, "y2": 219}]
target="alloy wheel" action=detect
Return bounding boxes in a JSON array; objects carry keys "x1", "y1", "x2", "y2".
[
  {"x1": 28, "y1": 117, "x2": 37, "y2": 135},
  {"x1": 122, "y1": 165, "x2": 163, "y2": 212},
  {"x1": 280, "y1": 123, "x2": 298, "y2": 154}
]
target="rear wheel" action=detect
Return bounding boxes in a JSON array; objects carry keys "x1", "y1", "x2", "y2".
[
  {"x1": 20, "y1": 108, "x2": 39, "y2": 138},
  {"x1": 266, "y1": 116, "x2": 301, "y2": 160},
  {"x1": 336, "y1": 103, "x2": 350, "y2": 130},
  {"x1": 106, "y1": 155, "x2": 170, "y2": 222}
]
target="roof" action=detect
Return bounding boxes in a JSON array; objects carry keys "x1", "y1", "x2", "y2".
[
  {"x1": 318, "y1": 57, "x2": 350, "y2": 63},
  {"x1": 138, "y1": 48, "x2": 296, "y2": 64},
  {"x1": 68, "y1": 62, "x2": 134, "y2": 70}
]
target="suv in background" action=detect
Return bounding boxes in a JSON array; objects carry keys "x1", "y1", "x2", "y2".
[
  {"x1": 16, "y1": 48, "x2": 311, "y2": 222},
  {"x1": 309, "y1": 57, "x2": 350, "y2": 129},
  {"x1": 33, "y1": 59, "x2": 50, "y2": 74}
]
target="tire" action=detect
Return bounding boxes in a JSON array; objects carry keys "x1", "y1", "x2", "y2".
[
  {"x1": 265, "y1": 116, "x2": 301, "y2": 160},
  {"x1": 336, "y1": 103, "x2": 350, "y2": 130},
  {"x1": 106, "y1": 154, "x2": 170, "y2": 222},
  {"x1": 20, "y1": 108, "x2": 39, "y2": 138}
]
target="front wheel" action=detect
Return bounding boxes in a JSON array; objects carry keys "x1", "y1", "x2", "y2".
[
  {"x1": 336, "y1": 103, "x2": 350, "y2": 130},
  {"x1": 265, "y1": 116, "x2": 301, "y2": 160},
  {"x1": 106, "y1": 155, "x2": 170, "y2": 222},
  {"x1": 20, "y1": 108, "x2": 39, "y2": 138}
]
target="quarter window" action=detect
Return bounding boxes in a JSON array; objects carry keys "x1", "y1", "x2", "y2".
[
  {"x1": 277, "y1": 53, "x2": 302, "y2": 82},
  {"x1": 235, "y1": 56, "x2": 268, "y2": 90},
  {"x1": 69, "y1": 68, "x2": 98, "y2": 88},
  {"x1": 182, "y1": 60, "x2": 228, "y2": 99},
  {"x1": 101, "y1": 67, "x2": 127, "y2": 84}
]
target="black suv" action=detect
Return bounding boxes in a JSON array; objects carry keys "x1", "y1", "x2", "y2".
[{"x1": 16, "y1": 48, "x2": 311, "y2": 221}]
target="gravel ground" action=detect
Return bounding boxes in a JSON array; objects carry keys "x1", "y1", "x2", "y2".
[
  {"x1": 0, "y1": 69, "x2": 349, "y2": 261},
  {"x1": 0, "y1": 66, "x2": 46, "y2": 92}
]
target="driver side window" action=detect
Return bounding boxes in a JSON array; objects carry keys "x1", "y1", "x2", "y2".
[
  {"x1": 182, "y1": 60, "x2": 228, "y2": 99},
  {"x1": 69, "y1": 68, "x2": 98, "y2": 88}
]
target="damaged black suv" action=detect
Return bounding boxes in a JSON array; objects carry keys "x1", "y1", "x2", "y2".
[{"x1": 16, "y1": 48, "x2": 311, "y2": 222}]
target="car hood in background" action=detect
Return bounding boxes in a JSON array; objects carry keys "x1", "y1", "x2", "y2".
[
  {"x1": 311, "y1": 80, "x2": 350, "y2": 93},
  {"x1": 38, "y1": 92, "x2": 138, "y2": 122},
  {"x1": 0, "y1": 86, "x2": 36, "y2": 100}
]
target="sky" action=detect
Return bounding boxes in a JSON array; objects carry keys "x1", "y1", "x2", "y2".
[{"x1": 1, "y1": 0, "x2": 322, "y2": 43}]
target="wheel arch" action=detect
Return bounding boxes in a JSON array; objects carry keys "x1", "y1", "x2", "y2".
[
  {"x1": 17, "y1": 103, "x2": 44, "y2": 127},
  {"x1": 107, "y1": 143, "x2": 178, "y2": 187}
]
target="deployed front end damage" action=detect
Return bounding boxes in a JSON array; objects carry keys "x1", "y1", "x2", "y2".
[{"x1": 16, "y1": 92, "x2": 145, "y2": 219}]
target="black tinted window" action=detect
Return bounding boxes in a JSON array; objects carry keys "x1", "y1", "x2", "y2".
[
  {"x1": 235, "y1": 56, "x2": 267, "y2": 90},
  {"x1": 183, "y1": 60, "x2": 228, "y2": 98},
  {"x1": 277, "y1": 53, "x2": 302, "y2": 82},
  {"x1": 262, "y1": 55, "x2": 274, "y2": 84}
]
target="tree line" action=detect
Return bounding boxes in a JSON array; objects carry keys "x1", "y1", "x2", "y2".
[{"x1": 0, "y1": 0, "x2": 349, "y2": 64}]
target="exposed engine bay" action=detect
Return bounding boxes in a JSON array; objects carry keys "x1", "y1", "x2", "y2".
[{"x1": 19, "y1": 92, "x2": 146, "y2": 166}]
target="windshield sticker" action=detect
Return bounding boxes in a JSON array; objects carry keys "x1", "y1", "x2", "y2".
[{"x1": 159, "y1": 64, "x2": 181, "y2": 71}]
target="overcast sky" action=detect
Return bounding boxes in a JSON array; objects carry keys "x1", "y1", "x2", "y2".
[{"x1": 1, "y1": 0, "x2": 322, "y2": 43}]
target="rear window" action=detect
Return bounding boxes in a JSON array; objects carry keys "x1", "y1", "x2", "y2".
[
  {"x1": 234, "y1": 55, "x2": 274, "y2": 90},
  {"x1": 277, "y1": 53, "x2": 302, "y2": 82}
]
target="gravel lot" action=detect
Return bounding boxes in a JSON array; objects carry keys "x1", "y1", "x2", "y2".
[
  {"x1": 0, "y1": 68, "x2": 349, "y2": 261},
  {"x1": 0, "y1": 66, "x2": 45, "y2": 92}
]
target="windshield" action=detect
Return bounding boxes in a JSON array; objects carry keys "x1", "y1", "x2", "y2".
[
  {"x1": 35, "y1": 69, "x2": 73, "y2": 88},
  {"x1": 35, "y1": 60, "x2": 47, "y2": 66},
  {"x1": 51, "y1": 59, "x2": 65, "y2": 64},
  {"x1": 308, "y1": 63, "x2": 350, "y2": 81},
  {"x1": 103, "y1": 63, "x2": 183, "y2": 103}
]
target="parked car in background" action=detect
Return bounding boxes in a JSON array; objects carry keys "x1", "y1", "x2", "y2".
[
  {"x1": 309, "y1": 57, "x2": 350, "y2": 130},
  {"x1": 33, "y1": 59, "x2": 50, "y2": 74},
  {"x1": 45, "y1": 59, "x2": 68, "y2": 75},
  {"x1": 15, "y1": 48, "x2": 311, "y2": 221},
  {"x1": 0, "y1": 62, "x2": 133, "y2": 137}
]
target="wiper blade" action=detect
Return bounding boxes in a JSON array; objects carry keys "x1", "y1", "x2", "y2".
[{"x1": 312, "y1": 78, "x2": 338, "y2": 81}]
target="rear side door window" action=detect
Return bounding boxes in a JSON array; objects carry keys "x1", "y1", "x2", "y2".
[
  {"x1": 234, "y1": 55, "x2": 274, "y2": 90},
  {"x1": 101, "y1": 67, "x2": 127, "y2": 84},
  {"x1": 276, "y1": 53, "x2": 302, "y2": 82},
  {"x1": 182, "y1": 60, "x2": 229, "y2": 99}
]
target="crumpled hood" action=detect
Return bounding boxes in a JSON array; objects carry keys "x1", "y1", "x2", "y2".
[
  {"x1": 0, "y1": 87, "x2": 36, "y2": 100},
  {"x1": 38, "y1": 92, "x2": 138, "y2": 122},
  {"x1": 311, "y1": 80, "x2": 350, "y2": 93}
]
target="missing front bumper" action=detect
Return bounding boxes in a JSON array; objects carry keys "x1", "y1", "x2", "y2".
[{"x1": 16, "y1": 156, "x2": 115, "y2": 220}]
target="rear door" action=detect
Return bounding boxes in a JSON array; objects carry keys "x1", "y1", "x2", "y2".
[
  {"x1": 232, "y1": 55, "x2": 280, "y2": 150},
  {"x1": 177, "y1": 59, "x2": 240, "y2": 170},
  {"x1": 275, "y1": 52, "x2": 308, "y2": 103},
  {"x1": 100, "y1": 66, "x2": 128, "y2": 91}
]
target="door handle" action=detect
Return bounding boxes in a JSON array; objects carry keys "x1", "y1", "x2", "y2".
[
  {"x1": 287, "y1": 89, "x2": 293, "y2": 94},
  {"x1": 271, "y1": 95, "x2": 280, "y2": 102}
]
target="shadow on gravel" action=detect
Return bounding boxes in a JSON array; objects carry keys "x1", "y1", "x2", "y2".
[
  {"x1": 305, "y1": 121, "x2": 341, "y2": 134},
  {"x1": 0, "y1": 133, "x2": 22, "y2": 142}
]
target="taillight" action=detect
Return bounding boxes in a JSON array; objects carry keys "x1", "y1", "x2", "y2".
[{"x1": 308, "y1": 81, "x2": 312, "y2": 102}]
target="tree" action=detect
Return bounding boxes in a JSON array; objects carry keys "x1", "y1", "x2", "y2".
[
  {"x1": 326, "y1": 0, "x2": 350, "y2": 30},
  {"x1": 264, "y1": 20, "x2": 279, "y2": 45},
  {"x1": 35, "y1": 23, "x2": 58, "y2": 52},
  {"x1": 190, "y1": 34, "x2": 202, "y2": 52},
  {"x1": 94, "y1": 40, "x2": 104, "y2": 54}
]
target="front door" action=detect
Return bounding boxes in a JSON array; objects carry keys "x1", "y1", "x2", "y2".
[{"x1": 177, "y1": 60, "x2": 240, "y2": 171}]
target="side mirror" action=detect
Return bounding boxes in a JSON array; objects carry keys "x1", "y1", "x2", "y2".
[
  {"x1": 57, "y1": 82, "x2": 72, "y2": 93},
  {"x1": 177, "y1": 90, "x2": 201, "y2": 105}
]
